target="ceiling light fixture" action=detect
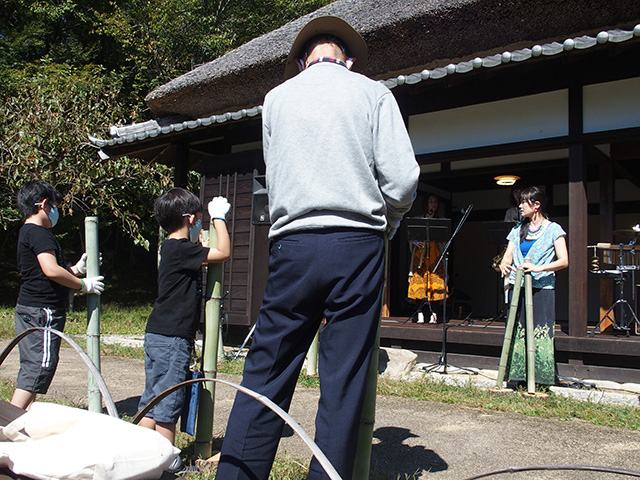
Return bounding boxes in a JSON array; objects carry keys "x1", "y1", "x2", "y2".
[{"x1": 494, "y1": 175, "x2": 520, "y2": 186}]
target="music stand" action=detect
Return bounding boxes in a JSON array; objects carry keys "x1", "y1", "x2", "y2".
[
  {"x1": 485, "y1": 222, "x2": 515, "y2": 321},
  {"x1": 406, "y1": 217, "x2": 451, "y2": 244},
  {"x1": 424, "y1": 205, "x2": 477, "y2": 375},
  {"x1": 485, "y1": 221, "x2": 514, "y2": 246},
  {"x1": 405, "y1": 217, "x2": 452, "y2": 325}
]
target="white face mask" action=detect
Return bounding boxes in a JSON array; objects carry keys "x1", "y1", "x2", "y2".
[
  {"x1": 189, "y1": 219, "x2": 202, "y2": 243},
  {"x1": 35, "y1": 202, "x2": 59, "y2": 228},
  {"x1": 48, "y1": 205, "x2": 60, "y2": 228}
]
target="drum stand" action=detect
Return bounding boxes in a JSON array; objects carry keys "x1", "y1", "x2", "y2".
[{"x1": 590, "y1": 268, "x2": 640, "y2": 336}]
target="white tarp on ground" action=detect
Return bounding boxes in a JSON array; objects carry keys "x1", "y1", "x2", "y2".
[{"x1": 0, "y1": 402, "x2": 179, "y2": 480}]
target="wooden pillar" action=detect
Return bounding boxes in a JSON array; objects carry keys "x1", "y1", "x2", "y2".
[
  {"x1": 568, "y1": 86, "x2": 588, "y2": 336},
  {"x1": 174, "y1": 143, "x2": 189, "y2": 188}
]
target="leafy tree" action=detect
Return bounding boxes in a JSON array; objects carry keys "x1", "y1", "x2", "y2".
[
  {"x1": 0, "y1": 61, "x2": 171, "y2": 247},
  {"x1": 93, "y1": 0, "x2": 336, "y2": 94},
  {"x1": 0, "y1": 0, "x2": 333, "y2": 304}
]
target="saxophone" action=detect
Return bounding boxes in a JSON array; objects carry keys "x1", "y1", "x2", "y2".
[{"x1": 417, "y1": 243, "x2": 426, "y2": 270}]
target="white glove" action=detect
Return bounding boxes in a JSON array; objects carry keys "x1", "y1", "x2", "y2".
[
  {"x1": 208, "y1": 196, "x2": 231, "y2": 221},
  {"x1": 73, "y1": 253, "x2": 88, "y2": 275},
  {"x1": 82, "y1": 276, "x2": 105, "y2": 295},
  {"x1": 73, "y1": 253, "x2": 103, "y2": 275}
]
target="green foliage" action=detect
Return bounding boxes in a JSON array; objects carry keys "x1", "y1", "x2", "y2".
[
  {"x1": 0, "y1": 60, "x2": 171, "y2": 247},
  {"x1": 89, "y1": 0, "x2": 337, "y2": 97},
  {"x1": 0, "y1": 0, "x2": 334, "y2": 241},
  {"x1": 0, "y1": 0, "x2": 335, "y2": 303}
]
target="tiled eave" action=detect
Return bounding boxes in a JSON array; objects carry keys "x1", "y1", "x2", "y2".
[{"x1": 89, "y1": 24, "x2": 640, "y2": 162}]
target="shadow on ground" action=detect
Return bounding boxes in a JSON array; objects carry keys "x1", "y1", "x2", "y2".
[
  {"x1": 371, "y1": 426, "x2": 447, "y2": 478},
  {"x1": 115, "y1": 395, "x2": 142, "y2": 417}
]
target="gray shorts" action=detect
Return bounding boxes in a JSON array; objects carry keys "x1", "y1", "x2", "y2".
[
  {"x1": 15, "y1": 304, "x2": 66, "y2": 394},
  {"x1": 138, "y1": 333, "x2": 192, "y2": 424}
]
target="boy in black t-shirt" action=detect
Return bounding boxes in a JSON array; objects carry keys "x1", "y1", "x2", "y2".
[
  {"x1": 13, "y1": 180, "x2": 105, "y2": 410},
  {"x1": 138, "y1": 188, "x2": 230, "y2": 473}
]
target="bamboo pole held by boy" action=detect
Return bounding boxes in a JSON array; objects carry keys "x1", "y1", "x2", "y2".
[
  {"x1": 85, "y1": 216, "x2": 102, "y2": 413},
  {"x1": 195, "y1": 226, "x2": 223, "y2": 460}
]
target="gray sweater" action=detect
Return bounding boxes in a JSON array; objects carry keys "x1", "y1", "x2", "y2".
[{"x1": 263, "y1": 61, "x2": 419, "y2": 239}]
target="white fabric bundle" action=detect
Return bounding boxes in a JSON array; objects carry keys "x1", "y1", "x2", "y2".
[{"x1": 0, "y1": 402, "x2": 179, "y2": 480}]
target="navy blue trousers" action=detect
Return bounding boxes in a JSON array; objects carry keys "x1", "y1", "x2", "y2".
[{"x1": 216, "y1": 229, "x2": 385, "y2": 480}]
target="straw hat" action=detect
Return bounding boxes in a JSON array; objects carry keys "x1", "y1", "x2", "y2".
[{"x1": 284, "y1": 16, "x2": 368, "y2": 80}]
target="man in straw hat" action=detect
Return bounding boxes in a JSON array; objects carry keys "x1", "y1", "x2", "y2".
[{"x1": 216, "y1": 16, "x2": 419, "y2": 480}]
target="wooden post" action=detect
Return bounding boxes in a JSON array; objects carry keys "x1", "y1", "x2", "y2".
[
  {"x1": 568, "y1": 85, "x2": 588, "y2": 337},
  {"x1": 174, "y1": 143, "x2": 189, "y2": 188},
  {"x1": 599, "y1": 153, "x2": 615, "y2": 327}
]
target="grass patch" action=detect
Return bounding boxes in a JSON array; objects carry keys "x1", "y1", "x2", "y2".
[
  {"x1": 64, "y1": 304, "x2": 151, "y2": 336},
  {"x1": 0, "y1": 304, "x2": 150, "y2": 338},
  {"x1": 217, "y1": 356, "x2": 246, "y2": 376},
  {"x1": 0, "y1": 309, "x2": 16, "y2": 338},
  {"x1": 376, "y1": 376, "x2": 640, "y2": 430},
  {"x1": 1, "y1": 305, "x2": 149, "y2": 360}
]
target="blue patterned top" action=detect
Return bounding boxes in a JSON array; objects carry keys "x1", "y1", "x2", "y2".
[{"x1": 507, "y1": 222, "x2": 566, "y2": 289}]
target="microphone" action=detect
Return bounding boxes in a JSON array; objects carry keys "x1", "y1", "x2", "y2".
[{"x1": 428, "y1": 209, "x2": 434, "y2": 216}]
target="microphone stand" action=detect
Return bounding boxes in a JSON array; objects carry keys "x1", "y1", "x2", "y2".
[{"x1": 424, "y1": 204, "x2": 476, "y2": 375}]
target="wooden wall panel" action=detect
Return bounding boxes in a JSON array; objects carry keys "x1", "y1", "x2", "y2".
[{"x1": 202, "y1": 151, "x2": 268, "y2": 326}]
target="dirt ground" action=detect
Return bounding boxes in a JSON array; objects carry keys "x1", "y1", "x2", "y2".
[{"x1": 1, "y1": 339, "x2": 639, "y2": 479}]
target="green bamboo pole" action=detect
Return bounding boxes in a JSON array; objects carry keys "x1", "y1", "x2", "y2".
[
  {"x1": 524, "y1": 271, "x2": 536, "y2": 394},
  {"x1": 352, "y1": 235, "x2": 388, "y2": 480},
  {"x1": 195, "y1": 228, "x2": 223, "y2": 459},
  {"x1": 85, "y1": 216, "x2": 102, "y2": 413},
  {"x1": 495, "y1": 267, "x2": 524, "y2": 388},
  {"x1": 218, "y1": 320, "x2": 225, "y2": 362},
  {"x1": 306, "y1": 328, "x2": 319, "y2": 376}
]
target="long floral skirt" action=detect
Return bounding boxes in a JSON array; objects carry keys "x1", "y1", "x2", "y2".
[{"x1": 507, "y1": 287, "x2": 556, "y2": 385}]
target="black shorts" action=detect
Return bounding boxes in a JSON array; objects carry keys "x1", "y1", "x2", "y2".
[{"x1": 15, "y1": 304, "x2": 66, "y2": 394}]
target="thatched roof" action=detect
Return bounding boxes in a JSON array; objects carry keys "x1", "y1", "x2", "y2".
[{"x1": 145, "y1": 0, "x2": 640, "y2": 119}]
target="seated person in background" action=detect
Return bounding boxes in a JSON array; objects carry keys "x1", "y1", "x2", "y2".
[
  {"x1": 504, "y1": 186, "x2": 523, "y2": 223},
  {"x1": 407, "y1": 194, "x2": 447, "y2": 324}
]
